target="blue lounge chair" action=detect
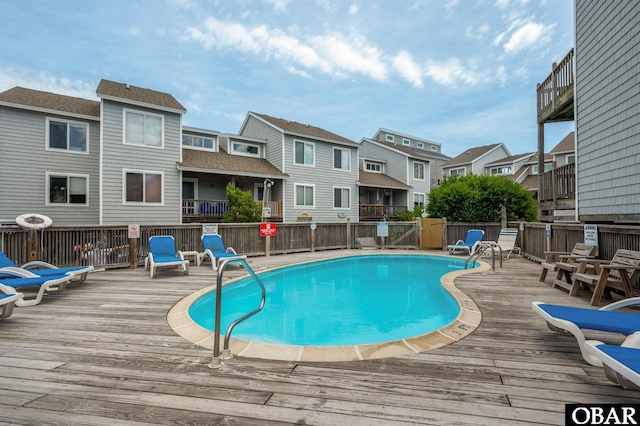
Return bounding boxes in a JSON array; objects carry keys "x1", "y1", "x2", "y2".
[
  {"x1": 145, "y1": 236, "x2": 189, "y2": 278},
  {"x1": 447, "y1": 229, "x2": 484, "y2": 255},
  {"x1": 532, "y1": 298, "x2": 640, "y2": 366},
  {"x1": 200, "y1": 234, "x2": 246, "y2": 271},
  {"x1": 0, "y1": 274, "x2": 73, "y2": 307},
  {"x1": 0, "y1": 251, "x2": 93, "y2": 283},
  {"x1": 584, "y1": 341, "x2": 640, "y2": 390},
  {"x1": 0, "y1": 292, "x2": 23, "y2": 319}
]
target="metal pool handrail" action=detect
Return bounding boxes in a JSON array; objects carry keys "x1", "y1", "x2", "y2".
[
  {"x1": 209, "y1": 256, "x2": 266, "y2": 369},
  {"x1": 465, "y1": 242, "x2": 503, "y2": 270}
]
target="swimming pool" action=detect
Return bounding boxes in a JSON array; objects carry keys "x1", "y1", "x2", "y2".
[
  {"x1": 168, "y1": 252, "x2": 486, "y2": 362},
  {"x1": 189, "y1": 254, "x2": 472, "y2": 346}
]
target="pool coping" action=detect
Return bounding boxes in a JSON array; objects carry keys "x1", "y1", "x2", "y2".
[{"x1": 166, "y1": 253, "x2": 490, "y2": 362}]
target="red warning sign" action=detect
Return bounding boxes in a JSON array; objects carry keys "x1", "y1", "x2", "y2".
[{"x1": 260, "y1": 222, "x2": 277, "y2": 237}]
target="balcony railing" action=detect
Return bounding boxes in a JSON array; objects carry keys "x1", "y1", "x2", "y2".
[
  {"x1": 359, "y1": 204, "x2": 408, "y2": 221},
  {"x1": 182, "y1": 199, "x2": 282, "y2": 222},
  {"x1": 539, "y1": 162, "x2": 575, "y2": 203},
  {"x1": 537, "y1": 48, "x2": 574, "y2": 123}
]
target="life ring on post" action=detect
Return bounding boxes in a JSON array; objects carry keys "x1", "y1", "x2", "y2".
[{"x1": 15, "y1": 213, "x2": 53, "y2": 230}]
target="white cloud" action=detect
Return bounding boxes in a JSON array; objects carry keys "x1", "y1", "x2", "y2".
[
  {"x1": 495, "y1": 0, "x2": 510, "y2": 9},
  {"x1": 424, "y1": 58, "x2": 478, "y2": 87},
  {"x1": 310, "y1": 33, "x2": 387, "y2": 82},
  {"x1": 496, "y1": 65, "x2": 507, "y2": 86},
  {"x1": 392, "y1": 50, "x2": 423, "y2": 88},
  {"x1": 264, "y1": 0, "x2": 291, "y2": 13},
  {"x1": 503, "y1": 21, "x2": 554, "y2": 53},
  {"x1": 286, "y1": 66, "x2": 311, "y2": 78},
  {"x1": 349, "y1": 4, "x2": 359, "y2": 14},
  {"x1": 0, "y1": 67, "x2": 96, "y2": 100}
]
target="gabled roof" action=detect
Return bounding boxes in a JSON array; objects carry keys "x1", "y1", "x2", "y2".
[
  {"x1": 374, "y1": 128, "x2": 442, "y2": 147},
  {"x1": 485, "y1": 152, "x2": 535, "y2": 167},
  {"x1": 550, "y1": 132, "x2": 575, "y2": 154},
  {"x1": 441, "y1": 143, "x2": 504, "y2": 168},
  {"x1": 361, "y1": 138, "x2": 451, "y2": 161},
  {"x1": 0, "y1": 86, "x2": 100, "y2": 119},
  {"x1": 524, "y1": 153, "x2": 553, "y2": 164},
  {"x1": 358, "y1": 170, "x2": 412, "y2": 189},
  {"x1": 248, "y1": 112, "x2": 358, "y2": 146},
  {"x1": 96, "y1": 79, "x2": 186, "y2": 114},
  {"x1": 177, "y1": 147, "x2": 288, "y2": 179}
]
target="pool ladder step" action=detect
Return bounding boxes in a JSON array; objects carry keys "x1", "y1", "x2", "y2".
[{"x1": 208, "y1": 256, "x2": 266, "y2": 369}]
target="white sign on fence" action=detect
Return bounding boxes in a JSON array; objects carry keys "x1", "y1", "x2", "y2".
[
  {"x1": 202, "y1": 223, "x2": 219, "y2": 235},
  {"x1": 584, "y1": 224, "x2": 598, "y2": 247},
  {"x1": 377, "y1": 221, "x2": 389, "y2": 237}
]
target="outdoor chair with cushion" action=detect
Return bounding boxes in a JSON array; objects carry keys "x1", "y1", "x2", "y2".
[
  {"x1": 145, "y1": 236, "x2": 189, "y2": 278},
  {"x1": 0, "y1": 251, "x2": 93, "y2": 283},
  {"x1": 532, "y1": 298, "x2": 640, "y2": 366},
  {"x1": 538, "y1": 243, "x2": 598, "y2": 283},
  {"x1": 447, "y1": 229, "x2": 484, "y2": 255},
  {"x1": 0, "y1": 273, "x2": 74, "y2": 307},
  {"x1": 481, "y1": 228, "x2": 521, "y2": 259},
  {"x1": 584, "y1": 341, "x2": 640, "y2": 390},
  {"x1": 200, "y1": 234, "x2": 246, "y2": 271}
]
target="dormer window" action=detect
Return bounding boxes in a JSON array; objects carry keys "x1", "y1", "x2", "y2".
[
  {"x1": 231, "y1": 141, "x2": 260, "y2": 157},
  {"x1": 385, "y1": 134, "x2": 394, "y2": 142},
  {"x1": 364, "y1": 161, "x2": 382, "y2": 173},
  {"x1": 182, "y1": 135, "x2": 216, "y2": 151},
  {"x1": 431, "y1": 145, "x2": 438, "y2": 152},
  {"x1": 403, "y1": 138, "x2": 410, "y2": 146},
  {"x1": 417, "y1": 142, "x2": 424, "y2": 149},
  {"x1": 490, "y1": 166, "x2": 512, "y2": 175}
]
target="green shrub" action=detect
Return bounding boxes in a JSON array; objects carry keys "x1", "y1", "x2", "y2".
[{"x1": 222, "y1": 183, "x2": 262, "y2": 223}]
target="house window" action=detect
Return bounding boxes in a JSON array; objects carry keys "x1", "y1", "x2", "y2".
[
  {"x1": 450, "y1": 168, "x2": 466, "y2": 176},
  {"x1": 231, "y1": 141, "x2": 260, "y2": 157},
  {"x1": 47, "y1": 174, "x2": 88, "y2": 204},
  {"x1": 333, "y1": 187, "x2": 350, "y2": 209},
  {"x1": 295, "y1": 184, "x2": 314, "y2": 208},
  {"x1": 294, "y1": 140, "x2": 315, "y2": 166},
  {"x1": 124, "y1": 170, "x2": 162, "y2": 203},
  {"x1": 532, "y1": 164, "x2": 554, "y2": 173},
  {"x1": 414, "y1": 193, "x2": 425, "y2": 207},
  {"x1": 417, "y1": 142, "x2": 424, "y2": 149},
  {"x1": 386, "y1": 134, "x2": 394, "y2": 142},
  {"x1": 364, "y1": 161, "x2": 382, "y2": 172},
  {"x1": 403, "y1": 138, "x2": 410, "y2": 146},
  {"x1": 431, "y1": 145, "x2": 438, "y2": 152},
  {"x1": 490, "y1": 166, "x2": 512, "y2": 175},
  {"x1": 567, "y1": 154, "x2": 576, "y2": 163},
  {"x1": 124, "y1": 109, "x2": 163, "y2": 148},
  {"x1": 333, "y1": 147, "x2": 350, "y2": 171},
  {"x1": 47, "y1": 118, "x2": 88, "y2": 153},
  {"x1": 182, "y1": 135, "x2": 215, "y2": 150},
  {"x1": 413, "y1": 161, "x2": 425, "y2": 180}
]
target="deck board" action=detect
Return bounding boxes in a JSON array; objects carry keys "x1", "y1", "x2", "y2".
[{"x1": 1, "y1": 249, "x2": 638, "y2": 425}]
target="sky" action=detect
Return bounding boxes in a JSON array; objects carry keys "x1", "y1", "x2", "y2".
[{"x1": 0, "y1": 0, "x2": 575, "y2": 158}]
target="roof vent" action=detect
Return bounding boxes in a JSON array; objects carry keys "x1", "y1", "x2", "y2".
[{"x1": 126, "y1": 84, "x2": 130, "y2": 89}]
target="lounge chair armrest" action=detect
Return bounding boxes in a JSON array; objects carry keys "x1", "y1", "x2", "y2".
[
  {"x1": 599, "y1": 297, "x2": 640, "y2": 311},
  {"x1": 21, "y1": 260, "x2": 58, "y2": 270},
  {"x1": 455, "y1": 239, "x2": 464, "y2": 245},
  {"x1": 226, "y1": 247, "x2": 238, "y2": 254},
  {"x1": 0, "y1": 267, "x2": 39, "y2": 278}
]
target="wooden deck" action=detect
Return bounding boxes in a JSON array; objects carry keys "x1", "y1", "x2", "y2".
[{"x1": 1, "y1": 250, "x2": 638, "y2": 425}]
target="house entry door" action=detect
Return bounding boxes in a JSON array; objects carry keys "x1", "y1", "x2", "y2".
[{"x1": 182, "y1": 181, "x2": 196, "y2": 215}]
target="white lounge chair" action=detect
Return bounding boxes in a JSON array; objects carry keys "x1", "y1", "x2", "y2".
[
  {"x1": 200, "y1": 234, "x2": 245, "y2": 271},
  {"x1": 145, "y1": 236, "x2": 189, "y2": 278},
  {"x1": 0, "y1": 274, "x2": 73, "y2": 307},
  {"x1": 0, "y1": 292, "x2": 23, "y2": 319},
  {"x1": 0, "y1": 251, "x2": 93, "y2": 283},
  {"x1": 584, "y1": 341, "x2": 640, "y2": 390},
  {"x1": 532, "y1": 298, "x2": 640, "y2": 366},
  {"x1": 481, "y1": 228, "x2": 521, "y2": 259}
]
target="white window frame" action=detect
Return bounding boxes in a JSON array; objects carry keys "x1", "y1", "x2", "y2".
[
  {"x1": 231, "y1": 141, "x2": 260, "y2": 157},
  {"x1": 333, "y1": 186, "x2": 351, "y2": 209},
  {"x1": 46, "y1": 117, "x2": 89, "y2": 154},
  {"x1": 386, "y1": 134, "x2": 394, "y2": 142},
  {"x1": 123, "y1": 108, "x2": 164, "y2": 149},
  {"x1": 364, "y1": 161, "x2": 382, "y2": 173},
  {"x1": 566, "y1": 154, "x2": 576, "y2": 163},
  {"x1": 431, "y1": 145, "x2": 438, "y2": 152},
  {"x1": 403, "y1": 138, "x2": 410, "y2": 146},
  {"x1": 182, "y1": 135, "x2": 217, "y2": 151},
  {"x1": 293, "y1": 140, "x2": 315, "y2": 167},
  {"x1": 449, "y1": 167, "x2": 466, "y2": 176},
  {"x1": 417, "y1": 142, "x2": 424, "y2": 149},
  {"x1": 490, "y1": 166, "x2": 512, "y2": 175},
  {"x1": 333, "y1": 147, "x2": 351, "y2": 171},
  {"x1": 46, "y1": 172, "x2": 89, "y2": 205},
  {"x1": 413, "y1": 161, "x2": 426, "y2": 180},
  {"x1": 414, "y1": 192, "x2": 425, "y2": 207},
  {"x1": 123, "y1": 169, "x2": 164, "y2": 205},
  {"x1": 294, "y1": 183, "x2": 315, "y2": 208},
  {"x1": 532, "y1": 164, "x2": 553, "y2": 174}
]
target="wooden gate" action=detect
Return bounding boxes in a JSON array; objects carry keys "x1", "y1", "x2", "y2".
[{"x1": 420, "y1": 218, "x2": 446, "y2": 249}]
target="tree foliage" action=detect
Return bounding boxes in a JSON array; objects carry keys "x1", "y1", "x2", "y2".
[
  {"x1": 426, "y1": 174, "x2": 538, "y2": 222},
  {"x1": 222, "y1": 183, "x2": 262, "y2": 223},
  {"x1": 394, "y1": 204, "x2": 424, "y2": 221}
]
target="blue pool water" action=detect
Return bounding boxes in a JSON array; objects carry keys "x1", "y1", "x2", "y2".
[{"x1": 189, "y1": 254, "x2": 470, "y2": 346}]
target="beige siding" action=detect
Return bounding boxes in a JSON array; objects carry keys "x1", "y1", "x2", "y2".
[
  {"x1": 575, "y1": 0, "x2": 640, "y2": 219},
  {"x1": 0, "y1": 107, "x2": 100, "y2": 225}
]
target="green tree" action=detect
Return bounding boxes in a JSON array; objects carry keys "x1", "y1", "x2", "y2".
[
  {"x1": 222, "y1": 183, "x2": 262, "y2": 223},
  {"x1": 426, "y1": 174, "x2": 537, "y2": 222},
  {"x1": 394, "y1": 204, "x2": 424, "y2": 221}
]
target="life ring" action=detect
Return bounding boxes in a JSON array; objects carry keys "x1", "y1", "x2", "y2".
[{"x1": 15, "y1": 213, "x2": 53, "y2": 230}]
